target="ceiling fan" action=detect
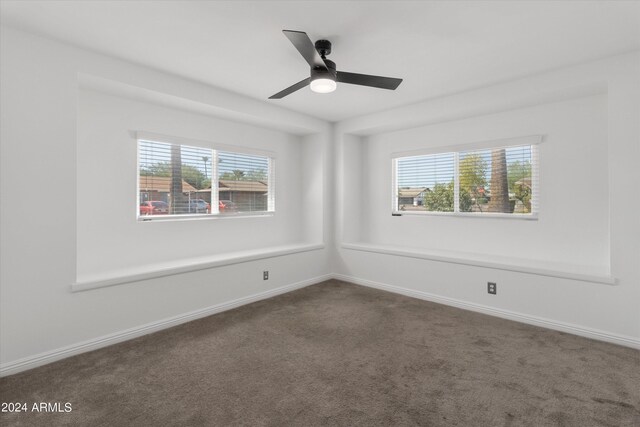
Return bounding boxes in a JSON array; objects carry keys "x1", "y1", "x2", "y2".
[{"x1": 269, "y1": 30, "x2": 403, "y2": 99}]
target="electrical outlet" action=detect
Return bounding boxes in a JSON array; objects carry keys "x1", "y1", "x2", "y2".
[
  {"x1": 487, "y1": 282, "x2": 497, "y2": 295},
  {"x1": 263, "y1": 271, "x2": 269, "y2": 280}
]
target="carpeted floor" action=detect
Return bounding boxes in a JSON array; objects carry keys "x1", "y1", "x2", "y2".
[{"x1": 1, "y1": 280, "x2": 639, "y2": 426}]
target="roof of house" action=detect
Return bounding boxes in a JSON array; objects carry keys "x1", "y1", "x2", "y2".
[
  {"x1": 219, "y1": 180, "x2": 268, "y2": 193},
  {"x1": 398, "y1": 187, "x2": 428, "y2": 198},
  {"x1": 139, "y1": 177, "x2": 268, "y2": 193},
  {"x1": 139, "y1": 176, "x2": 198, "y2": 193}
]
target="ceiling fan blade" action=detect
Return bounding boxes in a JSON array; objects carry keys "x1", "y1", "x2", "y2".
[
  {"x1": 283, "y1": 30, "x2": 328, "y2": 71},
  {"x1": 337, "y1": 71, "x2": 403, "y2": 90},
  {"x1": 268, "y1": 77, "x2": 311, "y2": 99}
]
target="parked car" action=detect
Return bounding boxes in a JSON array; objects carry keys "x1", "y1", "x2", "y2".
[
  {"x1": 188, "y1": 199, "x2": 211, "y2": 213},
  {"x1": 139, "y1": 201, "x2": 169, "y2": 215},
  {"x1": 219, "y1": 200, "x2": 238, "y2": 213}
]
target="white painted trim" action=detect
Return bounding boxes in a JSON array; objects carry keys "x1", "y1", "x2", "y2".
[
  {"x1": 1, "y1": 274, "x2": 333, "y2": 378},
  {"x1": 135, "y1": 130, "x2": 277, "y2": 158},
  {"x1": 136, "y1": 212, "x2": 275, "y2": 223},
  {"x1": 390, "y1": 134, "x2": 543, "y2": 159},
  {"x1": 73, "y1": 243, "x2": 324, "y2": 292},
  {"x1": 4, "y1": 272, "x2": 636, "y2": 377},
  {"x1": 391, "y1": 210, "x2": 539, "y2": 221},
  {"x1": 332, "y1": 274, "x2": 639, "y2": 350},
  {"x1": 341, "y1": 243, "x2": 616, "y2": 285}
]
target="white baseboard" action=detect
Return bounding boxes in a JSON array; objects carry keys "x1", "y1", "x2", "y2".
[
  {"x1": 0, "y1": 274, "x2": 333, "y2": 377},
  {"x1": 332, "y1": 273, "x2": 640, "y2": 350},
  {"x1": 3, "y1": 272, "x2": 637, "y2": 377}
]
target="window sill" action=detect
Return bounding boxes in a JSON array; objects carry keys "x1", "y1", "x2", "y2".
[
  {"x1": 72, "y1": 243, "x2": 324, "y2": 292},
  {"x1": 137, "y1": 212, "x2": 275, "y2": 222},
  {"x1": 392, "y1": 210, "x2": 538, "y2": 220},
  {"x1": 341, "y1": 242, "x2": 616, "y2": 285}
]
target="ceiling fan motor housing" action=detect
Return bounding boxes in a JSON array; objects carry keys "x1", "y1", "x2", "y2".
[
  {"x1": 312, "y1": 59, "x2": 336, "y2": 81},
  {"x1": 314, "y1": 39, "x2": 332, "y2": 57}
]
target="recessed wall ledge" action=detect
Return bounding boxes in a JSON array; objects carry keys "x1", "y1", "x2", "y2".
[
  {"x1": 342, "y1": 242, "x2": 615, "y2": 285},
  {"x1": 72, "y1": 243, "x2": 325, "y2": 293}
]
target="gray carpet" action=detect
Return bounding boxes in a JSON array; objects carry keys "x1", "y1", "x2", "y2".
[{"x1": 1, "y1": 280, "x2": 639, "y2": 426}]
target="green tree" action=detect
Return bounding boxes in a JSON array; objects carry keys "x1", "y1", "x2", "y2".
[
  {"x1": 140, "y1": 162, "x2": 170, "y2": 177},
  {"x1": 424, "y1": 183, "x2": 454, "y2": 212},
  {"x1": 459, "y1": 188, "x2": 472, "y2": 212},
  {"x1": 140, "y1": 162, "x2": 209, "y2": 190},
  {"x1": 220, "y1": 169, "x2": 246, "y2": 181},
  {"x1": 507, "y1": 161, "x2": 531, "y2": 193},
  {"x1": 244, "y1": 169, "x2": 267, "y2": 182},
  {"x1": 181, "y1": 164, "x2": 210, "y2": 190},
  {"x1": 424, "y1": 182, "x2": 472, "y2": 212},
  {"x1": 508, "y1": 160, "x2": 532, "y2": 213},
  {"x1": 513, "y1": 181, "x2": 531, "y2": 212},
  {"x1": 459, "y1": 154, "x2": 488, "y2": 211},
  {"x1": 170, "y1": 144, "x2": 185, "y2": 214},
  {"x1": 219, "y1": 169, "x2": 266, "y2": 182}
]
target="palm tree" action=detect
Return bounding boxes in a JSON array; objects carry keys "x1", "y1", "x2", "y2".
[
  {"x1": 202, "y1": 156, "x2": 209, "y2": 179},
  {"x1": 487, "y1": 148, "x2": 511, "y2": 213},
  {"x1": 170, "y1": 144, "x2": 185, "y2": 214}
]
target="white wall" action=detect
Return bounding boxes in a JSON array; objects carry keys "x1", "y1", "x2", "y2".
[
  {"x1": 300, "y1": 132, "x2": 333, "y2": 244},
  {"x1": 0, "y1": 27, "x2": 331, "y2": 371},
  {"x1": 1, "y1": 24, "x2": 638, "y2": 376},
  {"x1": 77, "y1": 89, "x2": 306, "y2": 280},
  {"x1": 335, "y1": 52, "x2": 640, "y2": 345},
  {"x1": 340, "y1": 134, "x2": 367, "y2": 243},
  {"x1": 363, "y1": 94, "x2": 609, "y2": 272}
]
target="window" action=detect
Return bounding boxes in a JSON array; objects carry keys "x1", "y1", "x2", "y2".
[
  {"x1": 218, "y1": 151, "x2": 273, "y2": 213},
  {"x1": 138, "y1": 138, "x2": 274, "y2": 219},
  {"x1": 393, "y1": 139, "x2": 539, "y2": 217}
]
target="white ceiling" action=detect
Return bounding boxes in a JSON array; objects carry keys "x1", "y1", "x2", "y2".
[{"x1": 2, "y1": 1, "x2": 639, "y2": 122}]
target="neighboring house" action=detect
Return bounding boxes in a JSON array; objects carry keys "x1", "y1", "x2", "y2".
[
  {"x1": 186, "y1": 180, "x2": 269, "y2": 212},
  {"x1": 398, "y1": 187, "x2": 429, "y2": 206},
  {"x1": 218, "y1": 180, "x2": 268, "y2": 211},
  {"x1": 139, "y1": 176, "x2": 198, "y2": 203}
]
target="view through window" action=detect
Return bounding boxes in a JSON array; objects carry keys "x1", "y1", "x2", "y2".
[
  {"x1": 138, "y1": 139, "x2": 273, "y2": 218},
  {"x1": 394, "y1": 144, "x2": 537, "y2": 216}
]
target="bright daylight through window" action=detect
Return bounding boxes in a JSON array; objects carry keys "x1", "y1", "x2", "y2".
[
  {"x1": 138, "y1": 139, "x2": 274, "y2": 219},
  {"x1": 394, "y1": 143, "x2": 538, "y2": 217}
]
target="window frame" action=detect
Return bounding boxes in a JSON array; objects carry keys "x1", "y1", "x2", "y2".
[
  {"x1": 136, "y1": 131, "x2": 276, "y2": 222},
  {"x1": 391, "y1": 135, "x2": 542, "y2": 220}
]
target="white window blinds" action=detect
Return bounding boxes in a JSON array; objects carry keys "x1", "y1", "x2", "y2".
[
  {"x1": 394, "y1": 142, "x2": 538, "y2": 216},
  {"x1": 138, "y1": 139, "x2": 274, "y2": 219},
  {"x1": 218, "y1": 151, "x2": 274, "y2": 214},
  {"x1": 396, "y1": 153, "x2": 455, "y2": 212}
]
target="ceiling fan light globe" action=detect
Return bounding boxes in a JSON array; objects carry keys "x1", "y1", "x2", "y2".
[{"x1": 310, "y1": 78, "x2": 337, "y2": 93}]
